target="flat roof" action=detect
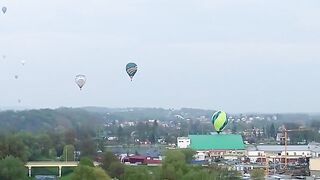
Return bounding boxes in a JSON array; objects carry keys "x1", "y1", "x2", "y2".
[
  {"x1": 248, "y1": 145, "x2": 311, "y2": 151},
  {"x1": 188, "y1": 134, "x2": 245, "y2": 150}
]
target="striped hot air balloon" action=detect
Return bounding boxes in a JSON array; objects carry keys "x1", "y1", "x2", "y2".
[
  {"x1": 126, "y1": 62, "x2": 137, "y2": 81},
  {"x1": 211, "y1": 110, "x2": 228, "y2": 134}
]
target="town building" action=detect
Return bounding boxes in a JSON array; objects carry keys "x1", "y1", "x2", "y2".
[
  {"x1": 177, "y1": 137, "x2": 190, "y2": 148},
  {"x1": 310, "y1": 158, "x2": 320, "y2": 178},
  {"x1": 122, "y1": 155, "x2": 162, "y2": 166},
  {"x1": 276, "y1": 132, "x2": 290, "y2": 144},
  {"x1": 177, "y1": 134, "x2": 246, "y2": 161},
  {"x1": 247, "y1": 145, "x2": 311, "y2": 164},
  {"x1": 247, "y1": 143, "x2": 320, "y2": 165}
]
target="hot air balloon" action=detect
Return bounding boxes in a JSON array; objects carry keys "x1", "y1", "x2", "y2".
[
  {"x1": 21, "y1": 60, "x2": 25, "y2": 66},
  {"x1": 14, "y1": 75, "x2": 19, "y2": 79},
  {"x1": 75, "y1": 74, "x2": 86, "y2": 90},
  {"x1": 2, "y1": 7, "x2": 7, "y2": 14},
  {"x1": 211, "y1": 110, "x2": 228, "y2": 134},
  {"x1": 126, "y1": 63, "x2": 137, "y2": 81}
]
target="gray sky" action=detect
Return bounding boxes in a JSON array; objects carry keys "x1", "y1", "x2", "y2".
[{"x1": 0, "y1": 0, "x2": 320, "y2": 113}]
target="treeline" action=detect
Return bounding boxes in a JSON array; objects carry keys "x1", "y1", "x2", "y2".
[
  {"x1": 0, "y1": 128, "x2": 97, "y2": 162},
  {"x1": 0, "y1": 108, "x2": 104, "y2": 133},
  {"x1": 0, "y1": 149, "x2": 241, "y2": 180},
  {"x1": 0, "y1": 108, "x2": 103, "y2": 160},
  {"x1": 83, "y1": 107, "x2": 214, "y2": 121},
  {"x1": 68, "y1": 149, "x2": 240, "y2": 180}
]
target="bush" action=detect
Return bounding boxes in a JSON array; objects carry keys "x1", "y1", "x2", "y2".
[
  {"x1": 0, "y1": 156, "x2": 27, "y2": 180},
  {"x1": 79, "y1": 157, "x2": 94, "y2": 167},
  {"x1": 251, "y1": 168, "x2": 265, "y2": 180},
  {"x1": 108, "y1": 162, "x2": 125, "y2": 179}
]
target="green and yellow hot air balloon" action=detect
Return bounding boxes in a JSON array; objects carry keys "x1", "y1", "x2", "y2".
[{"x1": 211, "y1": 110, "x2": 228, "y2": 134}]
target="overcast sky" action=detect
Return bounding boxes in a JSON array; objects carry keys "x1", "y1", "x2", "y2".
[{"x1": 0, "y1": 0, "x2": 320, "y2": 113}]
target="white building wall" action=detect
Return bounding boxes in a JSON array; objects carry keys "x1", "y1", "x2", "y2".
[
  {"x1": 281, "y1": 150, "x2": 311, "y2": 156},
  {"x1": 177, "y1": 137, "x2": 190, "y2": 148},
  {"x1": 194, "y1": 151, "x2": 206, "y2": 161},
  {"x1": 247, "y1": 151, "x2": 264, "y2": 157}
]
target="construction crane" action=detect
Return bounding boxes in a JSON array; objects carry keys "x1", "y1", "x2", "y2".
[{"x1": 282, "y1": 127, "x2": 312, "y2": 170}]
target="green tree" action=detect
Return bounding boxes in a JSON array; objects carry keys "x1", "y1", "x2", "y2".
[
  {"x1": 117, "y1": 126, "x2": 125, "y2": 142},
  {"x1": 183, "y1": 169, "x2": 210, "y2": 180},
  {"x1": 37, "y1": 133, "x2": 53, "y2": 158},
  {"x1": 0, "y1": 135, "x2": 28, "y2": 162},
  {"x1": 251, "y1": 169, "x2": 265, "y2": 180},
  {"x1": 231, "y1": 121, "x2": 237, "y2": 134},
  {"x1": 79, "y1": 137, "x2": 96, "y2": 158},
  {"x1": 93, "y1": 168, "x2": 111, "y2": 180},
  {"x1": 101, "y1": 151, "x2": 118, "y2": 171},
  {"x1": 123, "y1": 166, "x2": 152, "y2": 180},
  {"x1": 79, "y1": 157, "x2": 94, "y2": 167},
  {"x1": 284, "y1": 122, "x2": 300, "y2": 130},
  {"x1": 48, "y1": 131, "x2": 65, "y2": 157},
  {"x1": 270, "y1": 123, "x2": 276, "y2": 139},
  {"x1": 162, "y1": 150, "x2": 189, "y2": 180},
  {"x1": 262, "y1": 126, "x2": 267, "y2": 138},
  {"x1": 108, "y1": 162, "x2": 125, "y2": 179},
  {"x1": 71, "y1": 165, "x2": 111, "y2": 180},
  {"x1": 0, "y1": 156, "x2": 27, "y2": 180},
  {"x1": 149, "y1": 120, "x2": 159, "y2": 144},
  {"x1": 65, "y1": 129, "x2": 76, "y2": 145},
  {"x1": 207, "y1": 165, "x2": 240, "y2": 180},
  {"x1": 62, "y1": 145, "x2": 75, "y2": 161},
  {"x1": 180, "y1": 149, "x2": 196, "y2": 164},
  {"x1": 48, "y1": 148, "x2": 57, "y2": 159}
]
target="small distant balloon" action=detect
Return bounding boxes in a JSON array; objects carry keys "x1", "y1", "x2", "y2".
[
  {"x1": 18, "y1": 99, "x2": 21, "y2": 103},
  {"x1": 21, "y1": 60, "x2": 25, "y2": 66},
  {"x1": 14, "y1": 75, "x2": 19, "y2": 79},
  {"x1": 211, "y1": 110, "x2": 229, "y2": 134},
  {"x1": 126, "y1": 62, "x2": 138, "y2": 81},
  {"x1": 75, "y1": 74, "x2": 86, "y2": 90},
  {"x1": 2, "y1": 7, "x2": 7, "y2": 14},
  {"x1": 2, "y1": 55, "x2": 6, "y2": 59}
]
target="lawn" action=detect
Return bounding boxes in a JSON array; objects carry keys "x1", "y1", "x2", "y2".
[{"x1": 60, "y1": 173, "x2": 73, "y2": 180}]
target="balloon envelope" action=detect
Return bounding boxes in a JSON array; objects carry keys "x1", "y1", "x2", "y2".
[
  {"x1": 2, "y1": 7, "x2": 7, "y2": 14},
  {"x1": 75, "y1": 75, "x2": 86, "y2": 90},
  {"x1": 126, "y1": 63, "x2": 138, "y2": 80},
  {"x1": 211, "y1": 111, "x2": 228, "y2": 133}
]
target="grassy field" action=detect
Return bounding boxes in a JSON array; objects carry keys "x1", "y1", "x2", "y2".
[{"x1": 60, "y1": 173, "x2": 73, "y2": 180}]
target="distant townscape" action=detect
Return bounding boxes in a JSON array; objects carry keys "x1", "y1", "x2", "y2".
[{"x1": 0, "y1": 107, "x2": 320, "y2": 179}]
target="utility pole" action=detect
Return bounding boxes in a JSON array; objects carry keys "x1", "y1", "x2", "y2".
[
  {"x1": 265, "y1": 154, "x2": 269, "y2": 177},
  {"x1": 284, "y1": 130, "x2": 287, "y2": 169}
]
